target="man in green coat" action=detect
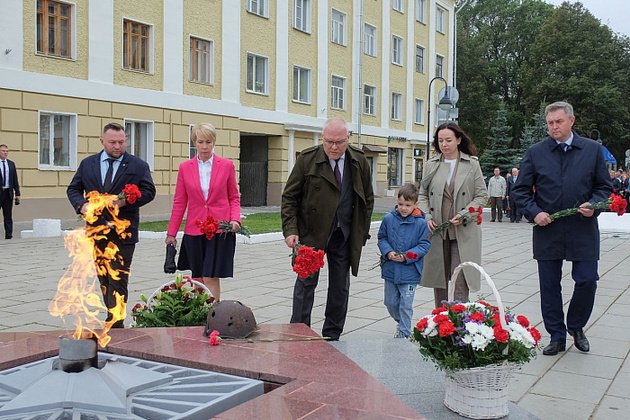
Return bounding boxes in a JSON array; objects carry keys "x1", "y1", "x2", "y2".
[{"x1": 282, "y1": 117, "x2": 374, "y2": 340}]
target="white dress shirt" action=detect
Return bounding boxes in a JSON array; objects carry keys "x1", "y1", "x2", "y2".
[{"x1": 198, "y1": 154, "x2": 214, "y2": 200}]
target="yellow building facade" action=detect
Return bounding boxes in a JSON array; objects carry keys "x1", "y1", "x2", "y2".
[{"x1": 0, "y1": 0, "x2": 455, "y2": 221}]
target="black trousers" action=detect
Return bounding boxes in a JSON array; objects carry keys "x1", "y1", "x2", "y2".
[
  {"x1": 290, "y1": 227, "x2": 351, "y2": 340},
  {"x1": 0, "y1": 189, "x2": 13, "y2": 238},
  {"x1": 538, "y1": 259, "x2": 598, "y2": 343},
  {"x1": 94, "y1": 239, "x2": 135, "y2": 328}
]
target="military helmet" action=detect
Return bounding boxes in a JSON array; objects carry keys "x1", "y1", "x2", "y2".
[{"x1": 204, "y1": 300, "x2": 257, "y2": 338}]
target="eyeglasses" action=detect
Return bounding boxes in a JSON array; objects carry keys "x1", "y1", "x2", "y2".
[{"x1": 323, "y1": 138, "x2": 348, "y2": 147}]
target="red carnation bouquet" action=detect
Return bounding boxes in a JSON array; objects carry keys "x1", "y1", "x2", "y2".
[
  {"x1": 118, "y1": 184, "x2": 142, "y2": 204},
  {"x1": 534, "y1": 193, "x2": 627, "y2": 226},
  {"x1": 291, "y1": 243, "x2": 325, "y2": 279},
  {"x1": 196, "y1": 214, "x2": 252, "y2": 240},
  {"x1": 431, "y1": 206, "x2": 484, "y2": 238}
]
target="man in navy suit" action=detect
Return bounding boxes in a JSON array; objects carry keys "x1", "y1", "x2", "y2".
[
  {"x1": 67, "y1": 123, "x2": 156, "y2": 327},
  {"x1": 0, "y1": 144, "x2": 21, "y2": 239},
  {"x1": 512, "y1": 102, "x2": 612, "y2": 356}
]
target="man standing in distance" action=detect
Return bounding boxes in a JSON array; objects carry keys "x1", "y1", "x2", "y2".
[
  {"x1": 507, "y1": 167, "x2": 522, "y2": 222},
  {"x1": 0, "y1": 144, "x2": 20, "y2": 239},
  {"x1": 282, "y1": 117, "x2": 374, "y2": 341},
  {"x1": 67, "y1": 123, "x2": 156, "y2": 327},
  {"x1": 512, "y1": 102, "x2": 611, "y2": 355},
  {"x1": 487, "y1": 167, "x2": 506, "y2": 222}
]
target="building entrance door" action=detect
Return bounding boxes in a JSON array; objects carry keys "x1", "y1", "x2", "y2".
[{"x1": 239, "y1": 136, "x2": 268, "y2": 206}]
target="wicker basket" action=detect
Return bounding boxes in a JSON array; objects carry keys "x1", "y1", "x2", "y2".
[{"x1": 443, "y1": 261, "x2": 516, "y2": 419}]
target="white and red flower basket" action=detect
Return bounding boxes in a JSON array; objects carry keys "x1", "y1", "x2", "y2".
[{"x1": 443, "y1": 262, "x2": 517, "y2": 419}]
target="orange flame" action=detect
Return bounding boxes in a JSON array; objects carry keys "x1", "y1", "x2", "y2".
[{"x1": 49, "y1": 191, "x2": 130, "y2": 347}]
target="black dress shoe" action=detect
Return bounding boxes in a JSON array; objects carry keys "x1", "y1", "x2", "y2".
[
  {"x1": 542, "y1": 341, "x2": 566, "y2": 356},
  {"x1": 5, "y1": 235, "x2": 11, "y2": 239},
  {"x1": 568, "y1": 329, "x2": 590, "y2": 352}
]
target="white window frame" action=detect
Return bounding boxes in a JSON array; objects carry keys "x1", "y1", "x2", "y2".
[
  {"x1": 388, "y1": 147, "x2": 404, "y2": 187},
  {"x1": 363, "y1": 23, "x2": 377, "y2": 57},
  {"x1": 293, "y1": 0, "x2": 311, "y2": 33},
  {"x1": 363, "y1": 85, "x2": 376, "y2": 115},
  {"x1": 124, "y1": 119, "x2": 155, "y2": 170},
  {"x1": 188, "y1": 124, "x2": 196, "y2": 159},
  {"x1": 331, "y1": 75, "x2": 346, "y2": 110},
  {"x1": 391, "y1": 92, "x2": 402, "y2": 121},
  {"x1": 436, "y1": 7, "x2": 445, "y2": 33},
  {"x1": 415, "y1": 44, "x2": 425, "y2": 73},
  {"x1": 416, "y1": 0, "x2": 426, "y2": 23},
  {"x1": 331, "y1": 9, "x2": 347, "y2": 46},
  {"x1": 246, "y1": 0, "x2": 268, "y2": 18},
  {"x1": 293, "y1": 65, "x2": 312, "y2": 104},
  {"x1": 393, "y1": 0, "x2": 404, "y2": 13},
  {"x1": 37, "y1": 111, "x2": 77, "y2": 170},
  {"x1": 436, "y1": 54, "x2": 444, "y2": 78},
  {"x1": 392, "y1": 35, "x2": 403, "y2": 66},
  {"x1": 414, "y1": 98, "x2": 425, "y2": 125},
  {"x1": 189, "y1": 35, "x2": 214, "y2": 84},
  {"x1": 246, "y1": 52, "x2": 269, "y2": 95}
]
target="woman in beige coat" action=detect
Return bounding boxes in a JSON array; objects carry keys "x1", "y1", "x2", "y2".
[{"x1": 419, "y1": 123, "x2": 488, "y2": 307}]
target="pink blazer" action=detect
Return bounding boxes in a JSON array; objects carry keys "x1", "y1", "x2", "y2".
[{"x1": 167, "y1": 155, "x2": 241, "y2": 237}]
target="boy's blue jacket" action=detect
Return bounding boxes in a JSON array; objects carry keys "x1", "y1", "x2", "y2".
[{"x1": 377, "y1": 208, "x2": 431, "y2": 284}]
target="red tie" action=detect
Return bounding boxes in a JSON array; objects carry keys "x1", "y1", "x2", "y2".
[{"x1": 334, "y1": 159, "x2": 342, "y2": 187}]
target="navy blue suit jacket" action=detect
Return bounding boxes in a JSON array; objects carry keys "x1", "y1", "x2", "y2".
[
  {"x1": 67, "y1": 152, "x2": 156, "y2": 243},
  {"x1": 0, "y1": 159, "x2": 20, "y2": 202},
  {"x1": 512, "y1": 134, "x2": 612, "y2": 261}
]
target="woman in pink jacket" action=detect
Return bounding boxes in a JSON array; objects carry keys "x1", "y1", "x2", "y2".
[{"x1": 165, "y1": 123, "x2": 241, "y2": 300}]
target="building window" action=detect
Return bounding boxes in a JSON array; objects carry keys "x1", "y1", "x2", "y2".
[
  {"x1": 188, "y1": 125, "x2": 196, "y2": 159},
  {"x1": 36, "y1": 0, "x2": 73, "y2": 58},
  {"x1": 38, "y1": 112, "x2": 76, "y2": 169},
  {"x1": 436, "y1": 55, "x2": 444, "y2": 78},
  {"x1": 294, "y1": 0, "x2": 311, "y2": 32},
  {"x1": 124, "y1": 120, "x2": 154, "y2": 168},
  {"x1": 388, "y1": 148, "x2": 403, "y2": 187},
  {"x1": 415, "y1": 99, "x2": 425, "y2": 124},
  {"x1": 247, "y1": 0, "x2": 267, "y2": 17},
  {"x1": 415, "y1": 45, "x2": 425, "y2": 73},
  {"x1": 436, "y1": 7, "x2": 445, "y2": 33},
  {"x1": 189, "y1": 37, "x2": 213, "y2": 84},
  {"x1": 246, "y1": 53, "x2": 268, "y2": 94},
  {"x1": 392, "y1": 35, "x2": 403, "y2": 65},
  {"x1": 391, "y1": 92, "x2": 402, "y2": 121},
  {"x1": 331, "y1": 9, "x2": 346, "y2": 46},
  {"x1": 293, "y1": 66, "x2": 311, "y2": 104},
  {"x1": 393, "y1": 0, "x2": 404, "y2": 13},
  {"x1": 331, "y1": 75, "x2": 345, "y2": 110},
  {"x1": 363, "y1": 23, "x2": 377, "y2": 56},
  {"x1": 416, "y1": 0, "x2": 426, "y2": 23},
  {"x1": 363, "y1": 85, "x2": 376, "y2": 115},
  {"x1": 123, "y1": 19, "x2": 151, "y2": 72}
]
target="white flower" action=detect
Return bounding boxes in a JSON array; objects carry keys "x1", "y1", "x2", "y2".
[
  {"x1": 462, "y1": 322, "x2": 494, "y2": 351},
  {"x1": 464, "y1": 302, "x2": 487, "y2": 312},
  {"x1": 506, "y1": 322, "x2": 536, "y2": 348},
  {"x1": 422, "y1": 316, "x2": 439, "y2": 337}
]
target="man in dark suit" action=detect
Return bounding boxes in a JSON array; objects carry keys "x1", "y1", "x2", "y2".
[
  {"x1": 506, "y1": 167, "x2": 522, "y2": 222},
  {"x1": 512, "y1": 102, "x2": 612, "y2": 356},
  {"x1": 0, "y1": 144, "x2": 21, "y2": 239},
  {"x1": 281, "y1": 117, "x2": 374, "y2": 341},
  {"x1": 67, "y1": 123, "x2": 156, "y2": 327}
]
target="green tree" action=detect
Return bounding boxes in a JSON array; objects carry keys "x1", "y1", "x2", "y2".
[{"x1": 480, "y1": 105, "x2": 519, "y2": 175}]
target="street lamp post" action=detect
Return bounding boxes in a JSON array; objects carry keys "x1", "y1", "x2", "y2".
[{"x1": 426, "y1": 76, "x2": 455, "y2": 161}]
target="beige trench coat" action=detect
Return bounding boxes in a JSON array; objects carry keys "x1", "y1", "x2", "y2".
[{"x1": 418, "y1": 152, "x2": 489, "y2": 292}]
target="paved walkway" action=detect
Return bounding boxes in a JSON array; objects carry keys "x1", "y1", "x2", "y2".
[{"x1": 1, "y1": 207, "x2": 629, "y2": 419}]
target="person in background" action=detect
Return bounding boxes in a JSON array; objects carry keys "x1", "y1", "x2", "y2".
[
  {"x1": 165, "y1": 123, "x2": 242, "y2": 302},
  {"x1": 512, "y1": 101, "x2": 612, "y2": 356},
  {"x1": 281, "y1": 117, "x2": 374, "y2": 341},
  {"x1": 507, "y1": 167, "x2": 522, "y2": 222},
  {"x1": 487, "y1": 167, "x2": 507, "y2": 222},
  {"x1": 419, "y1": 123, "x2": 489, "y2": 308},
  {"x1": 67, "y1": 123, "x2": 156, "y2": 327},
  {"x1": 378, "y1": 183, "x2": 431, "y2": 338},
  {"x1": 0, "y1": 144, "x2": 20, "y2": 240}
]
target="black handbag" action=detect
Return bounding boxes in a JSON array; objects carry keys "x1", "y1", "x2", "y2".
[{"x1": 164, "y1": 244, "x2": 177, "y2": 274}]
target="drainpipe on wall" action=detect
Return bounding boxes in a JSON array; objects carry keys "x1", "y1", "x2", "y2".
[
  {"x1": 357, "y1": 0, "x2": 364, "y2": 146},
  {"x1": 168, "y1": 113, "x2": 173, "y2": 196}
]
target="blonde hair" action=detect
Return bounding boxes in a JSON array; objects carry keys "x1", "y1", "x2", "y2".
[{"x1": 191, "y1": 123, "x2": 217, "y2": 143}]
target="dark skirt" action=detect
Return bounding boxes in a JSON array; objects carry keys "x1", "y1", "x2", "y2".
[{"x1": 177, "y1": 233, "x2": 236, "y2": 278}]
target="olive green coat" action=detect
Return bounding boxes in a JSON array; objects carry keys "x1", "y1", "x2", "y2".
[
  {"x1": 281, "y1": 145, "x2": 374, "y2": 276},
  {"x1": 418, "y1": 153, "x2": 488, "y2": 291}
]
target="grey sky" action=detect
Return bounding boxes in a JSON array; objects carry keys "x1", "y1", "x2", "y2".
[{"x1": 544, "y1": 0, "x2": 629, "y2": 36}]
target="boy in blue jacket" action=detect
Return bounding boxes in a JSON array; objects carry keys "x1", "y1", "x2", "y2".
[{"x1": 378, "y1": 183, "x2": 431, "y2": 338}]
